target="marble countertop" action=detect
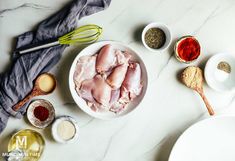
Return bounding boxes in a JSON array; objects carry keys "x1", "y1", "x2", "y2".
[{"x1": 1, "y1": 0, "x2": 235, "y2": 161}]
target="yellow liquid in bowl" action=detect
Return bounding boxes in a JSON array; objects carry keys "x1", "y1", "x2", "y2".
[{"x1": 8, "y1": 129, "x2": 45, "y2": 161}]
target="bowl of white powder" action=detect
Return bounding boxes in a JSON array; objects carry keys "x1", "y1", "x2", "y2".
[{"x1": 51, "y1": 116, "x2": 79, "y2": 143}]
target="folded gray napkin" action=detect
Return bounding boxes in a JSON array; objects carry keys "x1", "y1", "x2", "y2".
[{"x1": 0, "y1": 0, "x2": 111, "y2": 134}]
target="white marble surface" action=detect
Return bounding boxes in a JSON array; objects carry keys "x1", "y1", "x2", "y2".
[{"x1": 1, "y1": 0, "x2": 235, "y2": 161}]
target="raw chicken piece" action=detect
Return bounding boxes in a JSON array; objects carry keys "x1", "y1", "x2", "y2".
[
  {"x1": 106, "y1": 50, "x2": 131, "y2": 89},
  {"x1": 110, "y1": 102, "x2": 126, "y2": 113},
  {"x1": 92, "y1": 75, "x2": 112, "y2": 107},
  {"x1": 106, "y1": 63, "x2": 129, "y2": 89},
  {"x1": 78, "y1": 79, "x2": 95, "y2": 103},
  {"x1": 96, "y1": 44, "x2": 132, "y2": 73},
  {"x1": 121, "y1": 62, "x2": 143, "y2": 101},
  {"x1": 110, "y1": 89, "x2": 120, "y2": 104},
  {"x1": 116, "y1": 50, "x2": 131, "y2": 65},
  {"x1": 78, "y1": 78, "x2": 103, "y2": 112},
  {"x1": 109, "y1": 62, "x2": 143, "y2": 113},
  {"x1": 96, "y1": 44, "x2": 116, "y2": 73},
  {"x1": 74, "y1": 55, "x2": 97, "y2": 88},
  {"x1": 109, "y1": 89, "x2": 125, "y2": 113},
  {"x1": 78, "y1": 75, "x2": 112, "y2": 110}
]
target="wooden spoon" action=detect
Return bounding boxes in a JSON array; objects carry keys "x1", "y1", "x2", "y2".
[
  {"x1": 181, "y1": 66, "x2": 215, "y2": 115},
  {"x1": 13, "y1": 73, "x2": 56, "y2": 111}
]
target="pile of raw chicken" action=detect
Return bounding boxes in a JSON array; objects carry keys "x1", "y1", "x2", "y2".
[{"x1": 73, "y1": 44, "x2": 143, "y2": 113}]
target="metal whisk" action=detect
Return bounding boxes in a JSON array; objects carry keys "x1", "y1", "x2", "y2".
[{"x1": 18, "y1": 24, "x2": 102, "y2": 54}]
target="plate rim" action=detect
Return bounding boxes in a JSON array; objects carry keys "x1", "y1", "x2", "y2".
[{"x1": 168, "y1": 115, "x2": 235, "y2": 161}]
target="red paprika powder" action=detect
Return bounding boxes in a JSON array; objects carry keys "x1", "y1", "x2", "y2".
[
  {"x1": 33, "y1": 106, "x2": 49, "y2": 121},
  {"x1": 177, "y1": 37, "x2": 200, "y2": 62}
]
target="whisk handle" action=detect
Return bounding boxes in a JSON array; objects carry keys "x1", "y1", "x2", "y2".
[{"x1": 18, "y1": 41, "x2": 60, "y2": 54}]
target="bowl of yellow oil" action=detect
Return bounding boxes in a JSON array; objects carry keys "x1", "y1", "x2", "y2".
[{"x1": 8, "y1": 129, "x2": 45, "y2": 161}]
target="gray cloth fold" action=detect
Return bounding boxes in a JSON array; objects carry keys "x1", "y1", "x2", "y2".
[{"x1": 0, "y1": 0, "x2": 111, "y2": 134}]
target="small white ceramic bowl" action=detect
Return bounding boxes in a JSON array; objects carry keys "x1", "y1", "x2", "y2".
[
  {"x1": 205, "y1": 53, "x2": 235, "y2": 92},
  {"x1": 142, "y1": 22, "x2": 172, "y2": 52},
  {"x1": 52, "y1": 116, "x2": 79, "y2": 144}
]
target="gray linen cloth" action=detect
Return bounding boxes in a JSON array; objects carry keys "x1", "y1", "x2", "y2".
[{"x1": 0, "y1": 0, "x2": 111, "y2": 134}]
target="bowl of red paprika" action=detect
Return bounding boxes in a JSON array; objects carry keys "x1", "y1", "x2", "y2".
[
  {"x1": 174, "y1": 35, "x2": 201, "y2": 63},
  {"x1": 27, "y1": 99, "x2": 55, "y2": 128}
]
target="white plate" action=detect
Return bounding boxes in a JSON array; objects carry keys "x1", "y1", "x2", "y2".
[
  {"x1": 69, "y1": 41, "x2": 148, "y2": 119},
  {"x1": 204, "y1": 53, "x2": 235, "y2": 92},
  {"x1": 169, "y1": 116, "x2": 235, "y2": 161}
]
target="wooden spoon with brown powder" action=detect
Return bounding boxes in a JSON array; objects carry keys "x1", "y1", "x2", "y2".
[{"x1": 181, "y1": 66, "x2": 215, "y2": 115}]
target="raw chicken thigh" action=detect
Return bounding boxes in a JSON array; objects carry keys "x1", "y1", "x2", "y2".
[
  {"x1": 109, "y1": 89, "x2": 125, "y2": 113},
  {"x1": 79, "y1": 75, "x2": 112, "y2": 111},
  {"x1": 110, "y1": 62, "x2": 143, "y2": 113},
  {"x1": 107, "y1": 63, "x2": 129, "y2": 89},
  {"x1": 96, "y1": 44, "x2": 116, "y2": 73},
  {"x1": 79, "y1": 79, "x2": 96, "y2": 103},
  {"x1": 96, "y1": 45, "x2": 132, "y2": 74},
  {"x1": 116, "y1": 50, "x2": 131, "y2": 64},
  {"x1": 106, "y1": 50, "x2": 132, "y2": 89},
  {"x1": 74, "y1": 44, "x2": 143, "y2": 113},
  {"x1": 92, "y1": 75, "x2": 112, "y2": 107},
  {"x1": 121, "y1": 62, "x2": 142, "y2": 100},
  {"x1": 73, "y1": 55, "x2": 97, "y2": 89}
]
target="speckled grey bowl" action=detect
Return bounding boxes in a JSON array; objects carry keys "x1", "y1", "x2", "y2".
[{"x1": 27, "y1": 99, "x2": 55, "y2": 128}]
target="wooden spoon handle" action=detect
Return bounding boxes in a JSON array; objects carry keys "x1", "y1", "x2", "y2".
[
  {"x1": 13, "y1": 89, "x2": 39, "y2": 111},
  {"x1": 197, "y1": 89, "x2": 215, "y2": 116}
]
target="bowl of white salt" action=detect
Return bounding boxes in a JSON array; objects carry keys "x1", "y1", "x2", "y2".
[
  {"x1": 52, "y1": 116, "x2": 79, "y2": 143},
  {"x1": 205, "y1": 53, "x2": 235, "y2": 92}
]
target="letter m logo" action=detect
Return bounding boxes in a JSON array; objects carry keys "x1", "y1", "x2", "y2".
[{"x1": 16, "y1": 136, "x2": 27, "y2": 149}]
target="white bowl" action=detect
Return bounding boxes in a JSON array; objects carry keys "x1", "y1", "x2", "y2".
[
  {"x1": 141, "y1": 22, "x2": 172, "y2": 52},
  {"x1": 52, "y1": 116, "x2": 79, "y2": 144},
  {"x1": 204, "y1": 53, "x2": 235, "y2": 92},
  {"x1": 69, "y1": 41, "x2": 148, "y2": 120},
  {"x1": 169, "y1": 116, "x2": 235, "y2": 161}
]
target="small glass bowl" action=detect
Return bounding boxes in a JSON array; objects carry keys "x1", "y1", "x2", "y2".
[
  {"x1": 174, "y1": 35, "x2": 201, "y2": 63},
  {"x1": 8, "y1": 129, "x2": 45, "y2": 161}
]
